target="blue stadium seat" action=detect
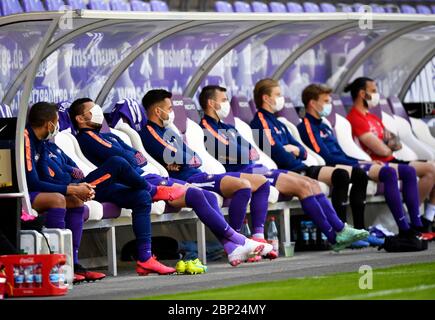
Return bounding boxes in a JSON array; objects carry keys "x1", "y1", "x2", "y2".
[
  {"x1": 150, "y1": 0, "x2": 168, "y2": 11},
  {"x1": 302, "y1": 2, "x2": 320, "y2": 12},
  {"x1": 286, "y1": 2, "x2": 303, "y2": 13},
  {"x1": 234, "y1": 1, "x2": 251, "y2": 12},
  {"x1": 320, "y1": 3, "x2": 336, "y2": 12},
  {"x1": 0, "y1": 0, "x2": 24, "y2": 15},
  {"x1": 22, "y1": 0, "x2": 46, "y2": 12},
  {"x1": 352, "y1": 3, "x2": 364, "y2": 12},
  {"x1": 335, "y1": 3, "x2": 353, "y2": 12},
  {"x1": 401, "y1": 5, "x2": 417, "y2": 14},
  {"x1": 131, "y1": 0, "x2": 151, "y2": 11},
  {"x1": 432, "y1": 5, "x2": 435, "y2": 14},
  {"x1": 384, "y1": 4, "x2": 401, "y2": 13},
  {"x1": 65, "y1": 0, "x2": 87, "y2": 9},
  {"x1": 416, "y1": 5, "x2": 431, "y2": 14},
  {"x1": 251, "y1": 1, "x2": 269, "y2": 12},
  {"x1": 89, "y1": 0, "x2": 111, "y2": 10},
  {"x1": 45, "y1": 0, "x2": 66, "y2": 11},
  {"x1": 269, "y1": 1, "x2": 287, "y2": 12},
  {"x1": 215, "y1": 1, "x2": 233, "y2": 12},
  {"x1": 111, "y1": 0, "x2": 132, "y2": 11},
  {"x1": 370, "y1": 4, "x2": 385, "y2": 13}
]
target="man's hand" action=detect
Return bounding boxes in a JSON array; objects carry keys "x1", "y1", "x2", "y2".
[
  {"x1": 387, "y1": 137, "x2": 402, "y2": 151},
  {"x1": 284, "y1": 144, "x2": 300, "y2": 157},
  {"x1": 67, "y1": 183, "x2": 95, "y2": 202},
  {"x1": 167, "y1": 163, "x2": 181, "y2": 172}
]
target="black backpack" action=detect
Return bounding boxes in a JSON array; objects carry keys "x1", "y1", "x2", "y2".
[{"x1": 379, "y1": 235, "x2": 428, "y2": 252}]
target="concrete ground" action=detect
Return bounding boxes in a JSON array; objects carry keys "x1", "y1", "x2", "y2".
[{"x1": 24, "y1": 244, "x2": 435, "y2": 300}]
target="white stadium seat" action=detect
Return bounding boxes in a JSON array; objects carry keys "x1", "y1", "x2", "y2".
[
  {"x1": 380, "y1": 111, "x2": 419, "y2": 162},
  {"x1": 409, "y1": 117, "x2": 435, "y2": 150}
]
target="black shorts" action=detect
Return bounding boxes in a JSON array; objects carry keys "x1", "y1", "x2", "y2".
[
  {"x1": 295, "y1": 165, "x2": 327, "y2": 180},
  {"x1": 390, "y1": 158, "x2": 427, "y2": 165},
  {"x1": 389, "y1": 158, "x2": 410, "y2": 165}
]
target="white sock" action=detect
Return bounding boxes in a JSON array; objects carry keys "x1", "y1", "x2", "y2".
[
  {"x1": 252, "y1": 233, "x2": 264, "y2": 239},
  {"x1": 424, "y1": 203, "x2": 435, "y2": 222}
]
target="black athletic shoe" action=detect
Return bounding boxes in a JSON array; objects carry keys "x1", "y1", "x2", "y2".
[{"x1": 398, "y1": 228, "x2": 423, "y2": 240}]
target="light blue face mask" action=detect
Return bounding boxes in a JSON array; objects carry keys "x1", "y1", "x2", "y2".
[{"x1": 318, "y1": 103, "x2": 332, "y2": 118}]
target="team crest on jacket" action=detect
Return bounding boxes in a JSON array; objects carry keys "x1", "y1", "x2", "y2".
[
  {"x1": 207, "y1": 174, "x2": 214, "y2": 180},
  {"x1": 159, "y1": 180, "x2": 168, "y2": 186}
]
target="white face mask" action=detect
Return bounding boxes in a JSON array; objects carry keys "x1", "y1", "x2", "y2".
[
  {"x1": 273, "y1": 96, "x2": 285, "y2": 112},
  {"x1": 215, "y1": 101, "x2": 231, "y2": 120},
  {"x1": 158, "y1": 108, "x2": 175, "y2": 127},
  {"x1": 366, "y1": 92, "x2": 380, "y2": 108},
  {"x1": 46, "y1": 121, "x2": 59, "y2": 140},
  {"x1": 318, "y1": 103, "x2": 332, "y2": 118},
  {"x1": 89, "y1": 104, "x2": 105, "y2": 125}
]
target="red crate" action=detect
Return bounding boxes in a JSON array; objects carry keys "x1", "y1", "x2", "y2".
[{"x1": 0, "y1": 254, "x2": 68, "y2": 297}]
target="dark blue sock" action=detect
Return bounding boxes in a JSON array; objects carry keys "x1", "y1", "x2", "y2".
[
  {"x1": 315, "y1": 194, "x2": 345, "y2": 232},
  {"x1": 379, "y1": 166, "x2": 410, "y2": 231},
  {"x1": 228, "y1": 188, "x2": 251, "y2": 233},
  {"x1": 44, "y1": 208, "x2": 66, "y2": 229},
  {"x1": 130, "y1": 190, "x2": 152, "y2": 262},
  {"x1": 250, "y1": 180, "x2": 270, "y2": 236},
  {"x1": 65, "y1": 207, "x2": 85, "y2": 264},
  {"x1": 300, "y1": 196, "x2": 336, "y2": 244},
  {"x1": 398, "y1": 164, "x2": 422, "y2": 228}
]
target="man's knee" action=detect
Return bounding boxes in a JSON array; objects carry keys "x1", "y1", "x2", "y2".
[
  {"x1": 66, "y1": 195, "x2": 84, "y2": 208},
  {"x1": 131, "y1": 190, "x2": 152, "y2": 209},
  {"x1": 331, "y1": 169, "x2": 350, "y2": 189},
  {"x1": 350, "y1": 167, "x2": 369, "y2": 186},
  {"x1": 222, "y1": 176, "x2": 251, "y2": 192},
  {"x1": 298, "y1": 180, "x2": 314, "y2": 198},
  {"x1": 50, "y1": 193, "x2": 66, "y2": 208},
  {"x1": 106, "y1": 156, "x2": 129, "y2": 168}
]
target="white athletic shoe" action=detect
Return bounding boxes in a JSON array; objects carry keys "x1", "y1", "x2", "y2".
[{"x1": 227, "y1": 239, "x2": 264, "y2": 267}]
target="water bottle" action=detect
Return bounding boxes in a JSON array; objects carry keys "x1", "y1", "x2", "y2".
[
  {"x1": 34, "y1": 264, "x2": 42, "y2": 288},
  {"x1": 24, "y1": 265, "x2": 34, "y2": 288},
  {"x1": 240, "y1": 219, "x2": 251, "y2": 238},
  {"x1": 267, "y1": 217, "x2": 279, "y2": 252},
  {"x1": 321, "y1": 232, "x2": 328, "y2": 246},
  {"x1": 302, "y1": 221, "x2": 310, "y2": 246},
  {"x1": 311, "y1": 224, "x2": 317, "y2": 245},
  {"x1": 14, "y1": 266, "x2": 24, "y2": 288},
  {"x1": 49, "y1": 264, "x2": 60, "y2": 287},
  {"x1": 58, "y1": 265, "x2": 67, "y2": 288}
]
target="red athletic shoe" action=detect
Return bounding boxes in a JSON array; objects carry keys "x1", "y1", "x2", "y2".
[
  {"x1": 74, "y1": 264, "x2": 106, "y2": 282},
  {"x1": 420, "y1": 232, "x2": 435, "y2": 241},
  {"x1": 73, "y1": 273, "x2": 86, "y2": 284},
  {"x1": 251, "y1": 237, "x2": 278, "y2": 260},
  {"x1": 152, "y1": 186, "x2": 185, "y2": 202},
  {"x1": 136, "y1": 256, "x2": 176, "y2": 276}
]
